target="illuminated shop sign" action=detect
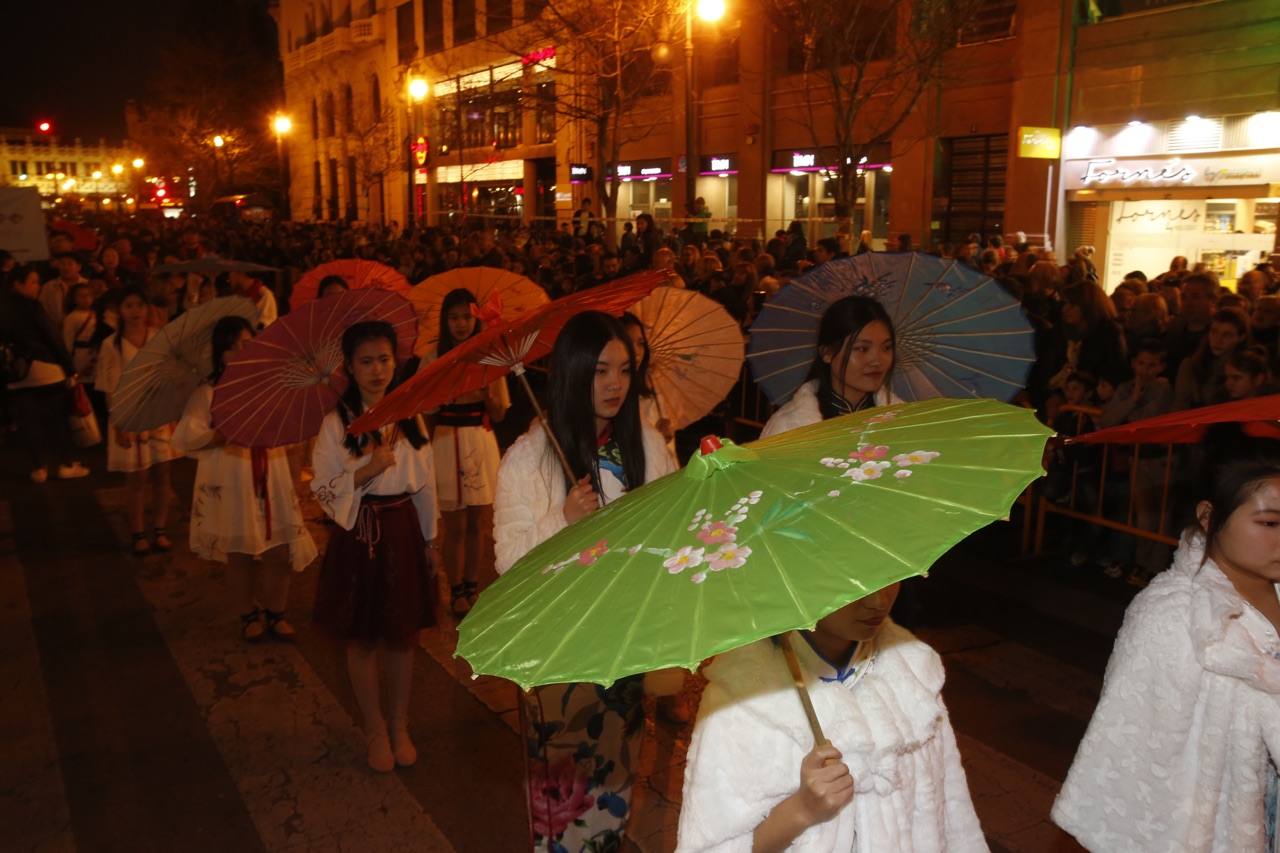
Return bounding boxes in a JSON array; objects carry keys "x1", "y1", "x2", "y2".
[
  {"x1": 700, "y1": 155, "x2": 736, "y2": 175},
  {"x1": 1017, "y1": 126, "x2": 1061, "y2": 159},
  {"x1": 1065, "y1": 155, "x2": 1279, "y2": 190},
  {"x1": 569, "y1": 163, "x2": 592, "y2": 183},
  {"x1": 608, "y1": 160, "x2": 672, "y2": 181}
]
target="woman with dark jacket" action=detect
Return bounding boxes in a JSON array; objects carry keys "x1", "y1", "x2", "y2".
[
  {"x1": 0, "y1": 264, "x2": 89, "y2": 482},
  {"x1": 1047, "y1": 281, "x2": 1128, "y2": 397}
]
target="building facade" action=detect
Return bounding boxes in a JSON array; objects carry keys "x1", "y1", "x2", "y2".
[
  {"x1": 274, "y1": 0, "x2": 1280, "y2": 275},
  {"x1": 0, "y1": 130, "x2": 138, "y2": 206},
  {"x1": 1059, "y1": 0, "x2": 1280, "y2": 290}
]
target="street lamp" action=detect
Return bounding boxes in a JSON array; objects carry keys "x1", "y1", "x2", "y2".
[
  {"x1": 684, "y1": 0, "x2": 725, "y2": 228},
  {"x1": 132, "y1": 158, "x2": 145, "y2": 169},
  {"x1": 272, "y1": 113, "x2": 293, "y2": 219},
  {"x1": 406, "y1": 76, "x2": 429, "y2": 226},
  {"x1": 111, "y1": 163, "x2": 124, "y2": 176}
]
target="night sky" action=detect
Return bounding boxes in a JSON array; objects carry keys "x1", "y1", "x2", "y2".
[{"x1": 6, "y1": 0, "x2": 277, "y2": 142}]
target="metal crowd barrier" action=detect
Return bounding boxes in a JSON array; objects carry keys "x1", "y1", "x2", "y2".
[{"x1": 1030, "y1": 404, "x2": 1179, "y2": 556}]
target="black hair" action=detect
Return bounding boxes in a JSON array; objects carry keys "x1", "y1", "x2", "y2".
[
  {"x1": 1065, "y1": 370, "x2": 1098, "y2": 391},
  {"x1": 318, "y1": 274, "x2": 349, "y2": 296},
  {"x1": 113, "y1": 285, "x2": 150, "y2": 352},
  {"x1": 618, "y1": 312, "x2": 655, "y2": 397},
  {"x1": 337, "y1": 320, "x2": 428, "y2": 457},
  {"x1": 209, "y1": 315, "x2": 255, "y2": 383},
  {"x1": 437, "y1": 287, "x2": 479, "y2": 356},
  {"x1": 1134, "y1": 338, "x2": 1168, "y2": 361},
  {"x1": 806, "y1": 295, "x2": 896, "y2": 420},
  {"x1": 1198, "y1": 427, "x2": 1280, "y2": 561},
  {"x1": 1226, "y1": 346, "x2": 1270, "y2": 379},
  {"x1": 6, "y1": 262, "x2": 40, "y2": 292},
  {"x1": 547, "y1": 311, "x2": 645, "y2": 492}
]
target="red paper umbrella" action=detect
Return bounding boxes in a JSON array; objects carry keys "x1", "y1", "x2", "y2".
[
  {"x1": 350, "y1": 270, "x2": 676, "y2": 477},
  {"x1": 1069, "y1": 394, "x2": 1280, "y2": 445},
  {"x1": 212, "y1": 290, "x2": 417, "y2": 448},
  {"x1": 289, "y1": 260, "x2": 412, "y2": 310}
]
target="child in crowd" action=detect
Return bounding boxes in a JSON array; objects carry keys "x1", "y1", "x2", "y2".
[
  {"x1": 94, "y1": 287, "x2": 176, "y2": 555},
  {"x1": 1098, "y1": 340, "x2": 1174, "y2": 584},
  {"x1": 311, "y1": 321, "x2": 438, "y2": 773},
  {"x1": 173, "y1": 316, "x2": 317, "y2": 639}
]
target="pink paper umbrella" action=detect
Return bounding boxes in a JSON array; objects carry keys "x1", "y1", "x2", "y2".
[{"x1": 212, "y1": 289, "x2": 417, "y2": 448}]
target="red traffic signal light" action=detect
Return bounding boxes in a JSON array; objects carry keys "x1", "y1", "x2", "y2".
[
  {"x1": 37, "y1": 120, "x2": 52, "y2": 134},
  {"x1": 155, "y1": 187, "x2": 167, "y2": 199}
]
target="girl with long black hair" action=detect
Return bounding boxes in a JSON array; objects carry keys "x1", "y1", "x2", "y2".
[
  {"x1": 173, "y1": 315, "x2": 317, "y2": 639},
  {"x1": 761, "y1": 295, "x2": 901, "y2": 438},
  {"x1": 311, "y1": 320, "x2": 438, "y2": 773},
  {"x1": 429, "y1": 288, "x2": 509, "y2": 617},
  {"x1": 493, "y1": 311, "x2": 677, "y2": 852},
  {"x1": 94, "y1": 286, "x2": 175, "y2": 554}
]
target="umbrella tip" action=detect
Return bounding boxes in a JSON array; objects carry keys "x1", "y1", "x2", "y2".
[{"x1": 699, "y1": 435, "x2": 723, "y2": 456}]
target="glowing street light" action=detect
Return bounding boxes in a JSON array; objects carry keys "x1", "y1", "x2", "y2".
[
  {"x1": 695, "y1": 0, "x2": 726, "y2": 22},
  {"x1": 272, "y1": 114, "x2": 293, "y2": 136},
  {"x1": 111, "y1": 163, "x2": 124, "y2": 175},
  {"x1": 212, "y1": 135, "x2": 226, "y2": 148},
  {"x1": 92, "y1": 170, "x2": 103, "y2": 180},
  {"x1": 132, "y1": 158, "x2": 145, "y2": 169},
  {"x1": 408, "y1": 76, "x2": 429, "y2": 102}
]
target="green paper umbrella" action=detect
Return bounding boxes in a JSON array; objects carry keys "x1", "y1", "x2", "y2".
[{"x1": 459, "y1": 398, "x2": 1050, "y2": 714}]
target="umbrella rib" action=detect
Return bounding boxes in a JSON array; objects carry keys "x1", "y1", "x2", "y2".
[
  {"x1": 929, "y1": 342, "x2": 1036, "y2": 362},
  {"x1": 898, "y1": 278, "x2": 1002, "y2": 330},
  {"x1": 899, "y1": 301, "x2": 1026, "y2": 336},
  {"x1": 760, "y1": 303, "x2": 825, "y2": 319}
]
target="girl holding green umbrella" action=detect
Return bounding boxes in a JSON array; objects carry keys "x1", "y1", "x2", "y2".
[
  {"x1": 676, "y1": 295, "x2": 987, "y2": 850},
  {"x1": 493, "y1": 311, "x2": 677, "y2": 853}
]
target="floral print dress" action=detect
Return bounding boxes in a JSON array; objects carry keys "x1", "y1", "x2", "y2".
[{"x1": 524, "y1": 435, "x2": 643, "y2": 853}]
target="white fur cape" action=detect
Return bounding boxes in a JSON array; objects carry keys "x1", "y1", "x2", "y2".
[
  {"x1": 677, "y1": 623, "x2": 987, "y2": 852},
  {"x1": 1053, "y1": 531, "x2": 1280, "y2": 852}
]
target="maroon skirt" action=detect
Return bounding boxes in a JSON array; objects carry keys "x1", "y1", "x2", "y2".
[{"x1": 313, "y1": 494, "x2": 438, "y2": 646}]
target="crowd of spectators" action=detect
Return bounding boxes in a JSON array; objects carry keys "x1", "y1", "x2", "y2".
[{"x1": 3, "y1": 211, "x2": 1278, "y2": 584}]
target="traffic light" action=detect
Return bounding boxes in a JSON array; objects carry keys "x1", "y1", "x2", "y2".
[{"x1": 37, "y1": 120, "x2": 52, "y2": 134}]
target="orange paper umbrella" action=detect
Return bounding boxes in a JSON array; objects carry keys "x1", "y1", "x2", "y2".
[
  {"x1": 212, "y1": 290, "x2": 417, "y2": 448},
  {"x1": 631, "y1": 288, "x2": 744, "y2": 430},
  {"x1": 289, "y1": 259, "x2": 411, "y2": 310},
  {"x1": 408, "y1": 267, "x2": 550, "y2": 357},
  {"x1": 351, "y1": 270, "x2": 676, "y2": 478}
]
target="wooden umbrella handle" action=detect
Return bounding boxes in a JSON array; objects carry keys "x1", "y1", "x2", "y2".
[
  {"x1": 777, "y1": 632, "x2": 827, "y2": 747},
  {"x1": 511, "y1": 362, "x2": 576, "y2": 485}
]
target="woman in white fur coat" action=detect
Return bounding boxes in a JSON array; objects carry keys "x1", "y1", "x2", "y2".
[
  {"x1": 759, "y1": 295, "x2": 901, "y2": 439},
  {"x1": 1053, "y1": 438, "x2": 1280, "y2": 852},
  {"x1": 493, "y1": 311, "x2": 677, "y2": 853},
  {"x1": 677, "y1": 583, "x2": 987, "y2": 852}
]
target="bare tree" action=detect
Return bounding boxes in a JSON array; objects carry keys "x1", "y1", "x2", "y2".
[
  {"x1": 351, "y1": 103, "x2": 402, "y2": 224},
  {"x1": 765, "y1": 0, "x2": 985, "y2": 230},
  {"x1": 483, "y1": 0, "x2": 682, "y2": 242}
]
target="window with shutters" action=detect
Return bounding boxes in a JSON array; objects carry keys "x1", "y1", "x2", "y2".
[{"x1": 934, "y1": 134, "x2": 1007, "y2": 247}]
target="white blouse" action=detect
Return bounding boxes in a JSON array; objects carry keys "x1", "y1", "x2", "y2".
[{"x1": 311, "y1": 409, "x2": 438, "y2": 542}]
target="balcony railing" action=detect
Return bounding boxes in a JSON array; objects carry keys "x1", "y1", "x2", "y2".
[{"x1": 351, "y1": 15, "x2": 382, "y2": 43}]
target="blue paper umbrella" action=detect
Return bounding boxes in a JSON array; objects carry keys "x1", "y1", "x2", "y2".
[{"x1": 747, "y1": 253, "x2": 1034, "y2": 405}]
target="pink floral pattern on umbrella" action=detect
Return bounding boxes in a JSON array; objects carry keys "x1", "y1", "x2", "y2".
[
  {"x1": 528, "y1": 757, "x2": 597, "y2": 841},
  {"x1": 577, "y1": 539, "x2": 610, "y2": 566}
]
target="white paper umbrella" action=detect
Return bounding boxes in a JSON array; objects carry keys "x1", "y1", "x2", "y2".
[{"x1": 110, "y1": 297, "x2": 258, "y2": 431}]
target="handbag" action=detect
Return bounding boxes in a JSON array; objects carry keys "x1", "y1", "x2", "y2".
[{"x1": 69, "y1": 384, "x2": 101, "y2": 447}]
